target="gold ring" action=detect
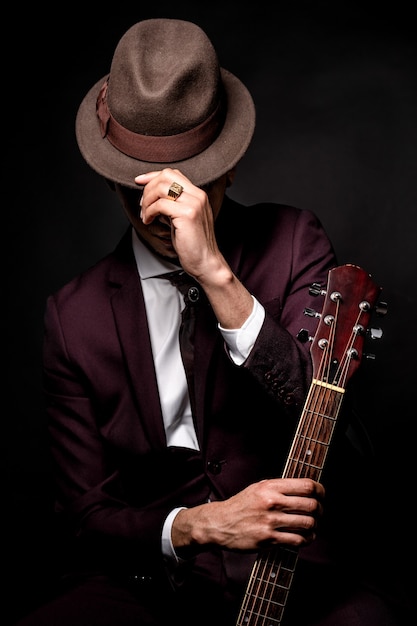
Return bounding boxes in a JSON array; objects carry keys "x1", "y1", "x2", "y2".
[{"x1": 167, "y1": 181, "x2": 184, "y2": 201}]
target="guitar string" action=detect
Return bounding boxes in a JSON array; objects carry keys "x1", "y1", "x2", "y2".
[
  {"x1": 289, "y1": 298, "x2": 338, "y2": 482},
  {"x1": 236, "y1": 548, "x2": 280, "y2": 625},
  {"x1": 301, "y1": 299, "x2": 367, "y2": 483},
  {"x1": 337, "y1": 308, "x2": 364, "y2": 389},
  {"x1": 304, "y1": 299, "x2": 343, "y2": 481}
]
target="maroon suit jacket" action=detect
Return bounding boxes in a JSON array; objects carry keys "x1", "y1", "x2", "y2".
[{"x1": 43, "y1": 196, "x2": 345, "y2": 581}]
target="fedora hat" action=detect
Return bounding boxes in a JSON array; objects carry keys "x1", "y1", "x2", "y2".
[{"x1": 75, "y1": 18, "x2": 256, "y2": 189}]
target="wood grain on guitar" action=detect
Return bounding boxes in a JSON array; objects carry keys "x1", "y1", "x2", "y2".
[{"x1": 236, "y1": 264, "x2": 386, "y2": 626}]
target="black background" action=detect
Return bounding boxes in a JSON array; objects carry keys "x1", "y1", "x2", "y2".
[{"x1": 6, "y1": 2, "x2": 415, "y2": 623}]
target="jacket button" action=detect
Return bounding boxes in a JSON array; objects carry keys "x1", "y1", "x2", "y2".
[
  {"x1": 130, "y1": 574, "x2": 153, "y2": 585},
  {"x1": 187, "y1": 286, "x2": 200, "y2": 303},
  {"x1": 207, "y1": 460, "x2": 222, "y2": 475}
]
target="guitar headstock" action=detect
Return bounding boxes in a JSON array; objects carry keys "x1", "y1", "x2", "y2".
[{"x1": 307, "y1": 264, "x2": 384, "y2": 389}]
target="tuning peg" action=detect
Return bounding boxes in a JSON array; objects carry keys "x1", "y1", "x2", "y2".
[
  {"x1": 367, "y1": 327, "x2": 383, "y2": 340},
  {"x1": 303, "y1": 307, "x2": 321, "y2": 319},
  {"x1": 297, "y1": 329, "x2": 313, "y2": 343},
  {"x1": 363, "y1": 352, "x2": 376, "y2": 361},
  {"x1": 375, "y1": 301, "x2": 388, "y2": 317},
  {"x1": 309, "y1": 283, "x2": 326, "y2": 297}
]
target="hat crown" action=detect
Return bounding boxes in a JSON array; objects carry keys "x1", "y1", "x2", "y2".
[
  {"x1": 75, "y1": 18, "x2": 255, "y2": 188},
  {"x1": 107, "y1": 19, "x2": 221, "y2": 137}
]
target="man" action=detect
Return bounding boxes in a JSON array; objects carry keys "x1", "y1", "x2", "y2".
[{"x1": 16, "y1": 18, "x2": 397, "y2": 626}]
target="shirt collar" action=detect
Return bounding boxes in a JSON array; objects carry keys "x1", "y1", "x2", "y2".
[{"x1": 132, "y1": 229, "x2": 181, "y2": 280}]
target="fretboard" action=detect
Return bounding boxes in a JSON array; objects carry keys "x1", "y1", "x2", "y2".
[{"x1": 235, "y1": 382, "x2": 344, "y2": 626}]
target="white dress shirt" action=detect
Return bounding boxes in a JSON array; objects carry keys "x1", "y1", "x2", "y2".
[{"x1": 131, "y1": 229, "x2": 265, "y2": 564}]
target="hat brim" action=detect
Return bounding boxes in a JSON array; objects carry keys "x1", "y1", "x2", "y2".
[{"x1": 75, "y1": 68, "x2": 255, "y2": 189}]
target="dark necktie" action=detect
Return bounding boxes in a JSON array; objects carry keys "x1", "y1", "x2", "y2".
[{"x1": 157, "y1": 270, "x2": 200, "y2": 415}]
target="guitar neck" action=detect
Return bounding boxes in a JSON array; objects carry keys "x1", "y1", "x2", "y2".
[
  {"x1": 236, "y1": 383, "x2": 344, "y2": 626},
  {"x1": 236, "y1": 264, "x2": 382, "y2": 626}
]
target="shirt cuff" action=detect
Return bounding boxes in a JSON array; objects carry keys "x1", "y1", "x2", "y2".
[
  {"x1": 219, "y1": 296, "x2": 265, "y2": 365},
  {"x1": 162, "y1": 507, "x2": 188, "y2": 565}
]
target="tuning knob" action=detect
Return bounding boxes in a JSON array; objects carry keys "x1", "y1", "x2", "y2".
[
  {"x1": 309, "y1": 283, "x2": 326, "y2": 297},
  {"x1": 297, "y1": 329, "x2": 313, "y2": 343},
  {"x1": 303, "y1": 307, "x2": 321, "y2": 319},
  {"x1": 367, "y1": 327, "x2": 383, "y2": 340},
  {"x1": 375, "y1": 301, "x2": 388, "y2": 317}
]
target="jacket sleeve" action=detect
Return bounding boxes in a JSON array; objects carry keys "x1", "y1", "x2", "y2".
[{"x1": 239, "y1": 206, "x2": 337, "y2": 417}]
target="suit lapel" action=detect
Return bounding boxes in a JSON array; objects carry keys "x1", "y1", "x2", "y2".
[{"x1": 109, "y1": 231, "x2": 167, "y2": 449}]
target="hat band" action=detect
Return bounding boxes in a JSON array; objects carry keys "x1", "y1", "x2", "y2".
[{"x1": 96, "y1": 79, "x2": 225, "y2": 163}]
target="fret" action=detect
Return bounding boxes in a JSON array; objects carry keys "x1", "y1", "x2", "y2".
[
  {"x1": 238, "y1": 607, "x2": 283, "y2": 625},
  {"x1": 297, "y1": 425, "x2": 334, "y2": 436},
  {"x1": 291, "y1": 436, "x2": 331, "y2": 451},
  {"x1": 237, "y1": 609, "x2": 282, "y2": 625},
  {"x1": 286, "y1": 458, "x2": 325, "y2": 477},
  {"x1": 302, "y1": 408, "x2": 339, "y2": 422}
]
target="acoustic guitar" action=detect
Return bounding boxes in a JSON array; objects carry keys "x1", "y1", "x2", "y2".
[{"x1": 236, "y1": 263, "x2": 385, "y2": 626}]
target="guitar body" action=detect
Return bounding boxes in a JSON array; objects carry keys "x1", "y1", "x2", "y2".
[{"x1": 236, "y1": 264, "x2": 383, "y2": 626}]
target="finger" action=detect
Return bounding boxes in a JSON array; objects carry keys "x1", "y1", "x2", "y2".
[
  {"x1": 274, "y1": 512, "x2": 318, "y2": 533},
  {"x1": 272, "y1": 477, "x2": 325, "y2": 499},
  {"x1": 139, "y1": 172, "x2": 191, "y2": 224},
  {"x1": 141, "y1": 192, "x2": 188, "y2": 226},
  {"x1": 277, "y1": 495, "x2": 323, "y2": 517},
  {"x1": 135, "y1": 168, "x2": 188, "y2": 193},
  {"x1": 271, "y1": 528, "x2": 317, "y2": 547},
  {"x1": 134, "y1": 170, "x2": 167, "y2": 185}
]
